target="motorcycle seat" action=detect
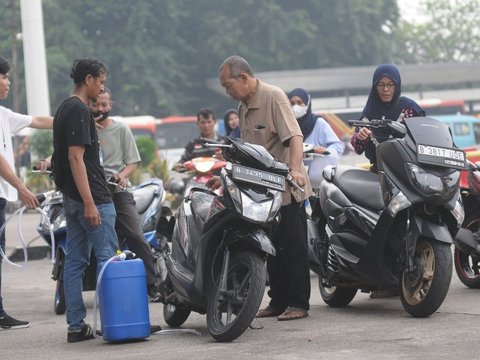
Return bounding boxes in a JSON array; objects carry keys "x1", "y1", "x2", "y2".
[
  {"x1": 133, "y1": 185, "x2": 157, "y2": 214},
  {"x1": 190, "y1": 191, "x2": 215, "y2": 222},
  {"x1": 332, "y1": 166, "x2": 384, "y2": 211}
]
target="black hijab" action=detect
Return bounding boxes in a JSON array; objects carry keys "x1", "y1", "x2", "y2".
[
  {"x1": 361, "y1": 64, "x2": 424, "y2": 166},
  {"x1": 288, "y1": 88, "x2": 317, "y2": 139}
]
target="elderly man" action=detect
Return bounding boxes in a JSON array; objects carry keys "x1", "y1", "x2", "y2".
[{"x1": 217, "y1": 55, "x2": 312, "y2": 321}]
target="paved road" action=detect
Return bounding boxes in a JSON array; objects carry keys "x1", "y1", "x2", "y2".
[{"x1": 1, "y1": 212, "x2": 479, "y2": 359}]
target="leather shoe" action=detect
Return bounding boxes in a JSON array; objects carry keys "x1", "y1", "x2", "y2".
[
  {"x1": 256, "y1": 306, "x2": 284, "y2": 318},
  {"x1": 277, "y1": 307, "x2": 308, "y2": 321}
]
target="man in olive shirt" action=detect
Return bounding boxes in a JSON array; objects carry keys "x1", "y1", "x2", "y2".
[{"x1": 219, "y1": 55, "x2": 312, "y2": 321}]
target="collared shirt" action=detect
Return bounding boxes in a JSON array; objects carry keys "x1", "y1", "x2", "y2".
[{"x1": 238, "y1": 80, "x2": 313, "y2": 205}]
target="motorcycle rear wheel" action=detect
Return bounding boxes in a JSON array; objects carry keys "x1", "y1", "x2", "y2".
[
  {"x1": 319, "y1": 278, "x2": 357, "y2": 307},
  {"x1": 400, "y1": 238, "x2": 452, "y2": 317},
  {"x1": 163, "y1": 303, "x2": 191, "y2": 327},
  {"x1": 454, "y1": 211, "x2": 480, "y2": 288},
  {"x1": 206, "y1": 251, "x2": 265, "y2": 342}
]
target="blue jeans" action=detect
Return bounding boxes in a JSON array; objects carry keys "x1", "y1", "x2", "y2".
[
  {"x1": 63, "y1": 195, "x2": 118, "y2": 331},
  {"x1": 0, "y1": 198, "x2": 6, "y2": 315}
]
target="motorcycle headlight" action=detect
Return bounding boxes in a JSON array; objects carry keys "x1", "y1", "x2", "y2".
[
  {"x1": 240, "y1": 192, "x2": 274, "y2": 222},
  {"x1": 52, "y1": 213, "x2": 67, "y2": 231},
  {"x1": 406, "y1": 162, "x2": 460, "y2": 198},
  {"x1": 387, "y1": 190, "x2": 411, "y2": 217},
  {"x1": 451, "y1": 199, "x2": 465, "y2": 227},
  {"x1": 225, "y1": 175, "x2": 242, "y2": 212},
  {"x1": 224, "y1": 175, "x2": 282, "y2": 223}
]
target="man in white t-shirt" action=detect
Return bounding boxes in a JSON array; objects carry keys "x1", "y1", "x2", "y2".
[{"x1": 0, "y1": 56, "x2": 53, "y2": 330}]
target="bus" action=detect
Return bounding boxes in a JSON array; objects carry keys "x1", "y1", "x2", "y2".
[{"x1": 155, "y1": 116, "x2": 198, "y2": 167}]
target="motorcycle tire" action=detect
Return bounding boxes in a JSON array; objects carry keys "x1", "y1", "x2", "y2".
[
  {"x1": 400, "y1": 238, "x2": 452, "y2": 318},
  {"x1": 163, "y1": 303, "x2": 191, "y2": 328},
  {"x1": 454, "y1": 210, "x2": 480, "y2": 288},
  {"x1": 206, "y1": 251, "x2": 265, "y2": 343},
  {"x1": 54, "y1": 257, "x2": 66, "y2": 315},
  {"x1": 319, "y1": 278, "x2": 357, "y2": 307}
]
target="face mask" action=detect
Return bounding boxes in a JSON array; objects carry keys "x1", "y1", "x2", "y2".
[
  {"x1": 292, "y1": 104, "x2": 308, "y2": 119},
  {"x1": 92, "y1": 111, "x2": 109, "y2": 122}
]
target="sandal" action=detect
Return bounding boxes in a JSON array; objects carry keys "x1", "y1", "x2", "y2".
[
  {"x1": 277, "y1": 307, "x2": 308, "y2": 321},
  {"x1": 256, "y1": 306, "x2": 284, "y2": 318}
]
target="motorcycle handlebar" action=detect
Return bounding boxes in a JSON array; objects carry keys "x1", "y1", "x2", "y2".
[
  {"x1": 286, "y1": 174, "x2": 305, "y2": 193},
  {"x1": 348, "y1": 119, "x2": 389, "y2": 128}
]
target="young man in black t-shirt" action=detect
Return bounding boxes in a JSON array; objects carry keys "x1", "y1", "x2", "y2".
[{"x1": 52, "y1": 58, "x2": 118, "y2": 343}]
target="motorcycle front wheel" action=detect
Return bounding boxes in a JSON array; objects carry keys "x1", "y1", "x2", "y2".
[
  {"x1": 206, "y1": 251, "x2": 265, "y2": 342},
  {"x1": 400, "y1": 238, "x2": 452, "y2": 318},
  {"x1": 454, "y1": 210, "x2": 480, "y2": 288}
]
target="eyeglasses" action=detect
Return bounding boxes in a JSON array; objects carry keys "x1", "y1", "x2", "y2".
[{"x1": 376, "y1": 82, "x2": 395, "y2": 90}]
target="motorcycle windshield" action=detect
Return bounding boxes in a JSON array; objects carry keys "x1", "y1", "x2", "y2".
[
  {"x1": 404, "y1": 117, "x2": 466, "y2": 170},
  {"x1": 229, "y1": 138, "x2": 289, "y2": 174},
  {"x1": 404, "y1": 117, "x2": 453, "y2": 148}
]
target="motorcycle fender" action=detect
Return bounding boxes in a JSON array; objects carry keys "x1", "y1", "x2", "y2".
[
  {"x1": 411, "y1": 215, "x2": 453, "y2": 245},
  {"x1": 231, "y1": 229, "x2": 276, "y2": 256},
  {"x1": 454, "y1": 228, "x2": 480, "y2": 255}
]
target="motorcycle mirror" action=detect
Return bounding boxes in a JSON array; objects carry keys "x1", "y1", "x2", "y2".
[{"x1": 388, "y1": 121, "x2": 407, "y2": 139}]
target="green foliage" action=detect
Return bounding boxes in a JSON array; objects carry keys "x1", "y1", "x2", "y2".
[
  {"x1": 395, "y1": 0, "x2": 480, "y2": 63},
  {"x1": 1, "y1": 0, "x2": 402, "y2": 117},
  {"x1": 11, "y1": 0, "x2": 480, "y2": 116},
  {"x1": 29, "y1": 130, "x2": 53, "y2": 160},
  {"x1": 135, "y1": 136, "x2": 156, "y2": 166}
]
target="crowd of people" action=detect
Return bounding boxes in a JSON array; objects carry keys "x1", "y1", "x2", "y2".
[{"x1": 0, "y1": 52, "x2": 425, "y2": 341}]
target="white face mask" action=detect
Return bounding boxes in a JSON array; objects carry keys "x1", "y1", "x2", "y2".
[{"x1": 292, "y1": 104, "x2": 308, "y2": 119}]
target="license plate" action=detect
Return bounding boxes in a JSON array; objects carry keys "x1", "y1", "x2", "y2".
[
  {"x1": 232, "y1": 164, "x2": 286, "y2": 191},
  {"x1": 417, "y1": 144, "x2": 466, "y2": 170}
]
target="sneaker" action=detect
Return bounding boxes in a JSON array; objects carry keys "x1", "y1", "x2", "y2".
[
  {"x1": 67, "y1": 324, "x2": 95, "y2": 343},
  {"x1": 0, "y1": 313, "x2": 29, "y2": 330}
]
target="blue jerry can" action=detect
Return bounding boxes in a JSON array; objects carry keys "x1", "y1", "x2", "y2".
[{"x1": 99, "y1": 258, "x2": 150, "y2": 342}]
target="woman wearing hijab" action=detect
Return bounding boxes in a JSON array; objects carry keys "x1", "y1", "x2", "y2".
[
  {"x1": 223, "y1": 109, "x2": 240, "y2": 139},
  {"x1": 288, "y1": 88, "x2": 344, "y2": 189},
  {"x1": 351, "y1": 64, "x2": 425, "y2": 173}
]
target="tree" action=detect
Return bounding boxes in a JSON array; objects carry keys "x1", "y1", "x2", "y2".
[
  {"x1": 395, "y1": 0, "x2": 480, "y2": 63},
  {"x1": 2, "y1": 0, "x2": 402, "y2": 117}
]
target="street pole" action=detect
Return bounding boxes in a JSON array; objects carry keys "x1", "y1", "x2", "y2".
[{"x1": 19, "y1": 0, "x2": 50, "y2": 118}]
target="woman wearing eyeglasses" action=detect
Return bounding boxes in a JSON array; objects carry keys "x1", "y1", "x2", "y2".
[{"x1": 350, "y1": 64, "x2": 425, "y2": 173}]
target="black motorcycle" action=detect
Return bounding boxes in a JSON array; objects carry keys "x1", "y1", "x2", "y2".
[
  {"x1": 308, "y1": 116, "x2": 465, "y2": 317},
  {"x1": 157, "y1": 138, "x2": 293, "y2": 342},
  {"x1": 453, "y1": 160, "x2": 480, "y2": 288}
]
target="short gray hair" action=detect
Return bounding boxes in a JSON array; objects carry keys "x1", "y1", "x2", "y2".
[{"x1": 220, "y1": 55, "x2": 254, "y2": 78}]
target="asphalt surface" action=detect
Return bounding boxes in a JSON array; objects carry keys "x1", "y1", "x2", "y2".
[{"x1": 1, "y1": 211, "x2": 479, "y2": 360}]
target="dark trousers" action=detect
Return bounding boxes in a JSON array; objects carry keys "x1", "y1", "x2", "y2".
[
  {"x1": 0, "y1": 198, "x2": 5, "y2": 315},
  {"x1": 113, "y1": 191, "x2": 156, "y2": 286},
  {"x1": 267, "y1": 200, "x2": 311, "y2": 311}
]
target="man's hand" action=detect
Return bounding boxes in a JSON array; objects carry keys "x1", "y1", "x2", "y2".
[
  {"x1": 206, "y1": 176, "x2": 222, "y2": 191},
  {"x1": 84, "y1": 202, "x2": 101, "y2": 226},
  {"x1": 34, "y1": 158, "x2": 51, "y2": 173},
  {"x1": 289, "y1": 169, "x2": 306, "y2": 188},
  {"x1": 18, "y1": 185, "x2": 39, "y2": 209},
  {"x1": 111, "y1": 174, "x2": 127, "y2": 189}
]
